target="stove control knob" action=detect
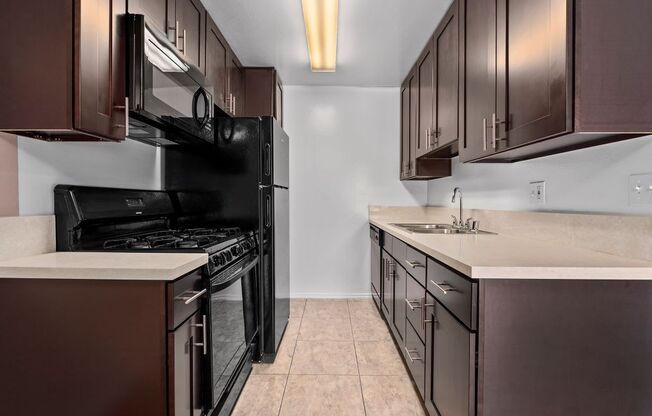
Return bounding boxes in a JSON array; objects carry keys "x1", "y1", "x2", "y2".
[
  {"x1": 231, "y1": 245, "x2": 242, "y2": 256},
  {"x1": 242, "y1": 241, "x2": 250, "y2": 250},
  {"x1": 216, "y1": 253, "x2": 226, "y2": 266},
  {"x1": 224, "y1": 251, "x2": 233, "y2": 262}
]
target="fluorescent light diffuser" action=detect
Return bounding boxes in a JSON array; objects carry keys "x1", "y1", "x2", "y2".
[{"x1": 301, "y1": 0, "x2": 339, "y2": 72}]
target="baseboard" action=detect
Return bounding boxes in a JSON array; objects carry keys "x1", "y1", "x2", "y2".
[{"x1": 289, "y1": 292, "x2": 372, "y2": 299}]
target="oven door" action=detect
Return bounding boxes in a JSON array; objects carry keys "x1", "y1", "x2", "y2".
[
  {"x1": 205, "y1": 251, "x2": 259, "y2": 412},
  {"x1": 128, "y1": 14, "x2": 213, "y2": 144}
]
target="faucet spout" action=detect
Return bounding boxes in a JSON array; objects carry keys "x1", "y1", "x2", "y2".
[{"x1": 451, "y1": 187, "x2": 463, "y2": 228}]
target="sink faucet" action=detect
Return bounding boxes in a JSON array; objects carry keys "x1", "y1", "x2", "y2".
[{"x1": 451, "y1": 187, "x2": 463, "y2": 228}]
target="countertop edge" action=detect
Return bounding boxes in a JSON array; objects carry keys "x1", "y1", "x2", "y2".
[{"x1": 370, "y1": 219, "x2": 652, "y2": 280}]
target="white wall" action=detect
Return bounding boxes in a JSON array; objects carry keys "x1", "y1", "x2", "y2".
[
  {"x1": 427, "y1": 135, "x2": 652, "y2": 215},
  {"x1": 284, "y1": 86, "x2": 427, "y2": 298},
  {"x1": 18, "y1": 138, "x2": 161, "y2": 216}
]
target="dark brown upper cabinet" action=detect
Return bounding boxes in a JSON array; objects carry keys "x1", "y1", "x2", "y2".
[
  {"x1": 128, "y1": 0, "x2": 166, "y2": 33},
  {"x1": 243, "y1": 68, "x2": 284, "y2": 127},
  {"x1": 401, "y1": 67, "x2": 452, "y2": 181},
  {"x1": 168, "y1": 0, "x2": 205, "y2": 72},
  {"x1": 0, "y1": 0, "x2": 126, "y2": 142},
  {"x1": 461, "y1": 0, "x2": 652, "y2": 162},
  {"x1": 205, "y1": 15, "x2": 229, "y2": 113}
]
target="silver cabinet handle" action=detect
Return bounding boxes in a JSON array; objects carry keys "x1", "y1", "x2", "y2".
[
  {"x1": 233, "y1": 96, "x2": 237, "y2": 115},
  {"x1": 482, "y1": 118, "x2": 488, "y2": 151},
  {"x1": 422, "y1": 302, "x2": 435, "y2": 329},
  {"x1": 404, "y1": 346, "x2": 422, "y2": 363},
  {"x1": 175, "y1": 288, "x2": 207, "y2": 305},
  {"x1": 191, "y1": 314, "x2": 207, "y2": 355},
  {"x1": 405, "y1": 298, "x2": 422, "y2": 311},
  {"x1": 431, "y1": 280, "x2": 456, "y2": 295},
  {"x1": 175, "y1": 21, "x2": 180, "y2": 48},
  {"x1": 405, "y1": 260, "x2": 424, "y2": 269},
  {"x1": 124, "y1": 97, "x2": 129, "y2": 137},
  {"x1": 183, "y1": 29, "x2": 187, "y2": 55}
]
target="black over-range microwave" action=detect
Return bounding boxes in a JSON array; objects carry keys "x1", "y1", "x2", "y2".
[{"x1": 126, "y1": 14, "x2": 214, "y2": 145}]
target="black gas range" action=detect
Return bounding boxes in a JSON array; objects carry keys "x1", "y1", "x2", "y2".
[{"x1": 54, "y1": 185, "x2": 259, "y2": 416}]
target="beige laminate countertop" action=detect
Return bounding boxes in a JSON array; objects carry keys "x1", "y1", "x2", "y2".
[
  {"x1": 370, "y1": 218, "x2": 652, "y2": 280},
  {"x1": 0, "y1": 252, "x2": 208, "y2": 281}
]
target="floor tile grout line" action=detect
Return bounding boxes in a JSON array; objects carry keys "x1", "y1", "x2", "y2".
[
  {"x1": 277, "y1": 299, "x2": 305, "y2": 416},
  {"x1": 348, "y1": 299, "x2": 368, "y2": 416}
]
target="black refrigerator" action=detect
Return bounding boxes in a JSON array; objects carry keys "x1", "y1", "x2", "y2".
[{"x1": 164, "y1": 116, "x2": 290, "y2": 362}]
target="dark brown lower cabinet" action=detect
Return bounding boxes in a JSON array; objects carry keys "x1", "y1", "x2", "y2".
[
  {"x1": 425, "y1": 295, "x2": 476, "y2": 416},
  {"x1": 381, "y1": 250, "x2": 394, "y2": 318},
  {"x1": 393, "y1": 265, "x2": 407, "y2": 341},
  {"x1": 0, "y1": 270, "x2": 205, "y2": 416},
  {"x1": 405, "y1": 321, "x2": 426, "y2": 398}
]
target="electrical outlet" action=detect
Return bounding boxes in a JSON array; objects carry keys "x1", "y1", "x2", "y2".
[
  {"x1": 529, "y1": 181, "x2": 546, "y2": 204},
  {"x1": 628, "y1": 173, "x2": 652, "y2": 205}
]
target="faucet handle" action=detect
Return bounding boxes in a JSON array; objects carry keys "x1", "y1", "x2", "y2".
[
  {"x1": 464, "y1": 217, "x2": 474, "y2": 229},
  {"x1": 451, "y1": 215, "x2": 459, "y2": 227}
]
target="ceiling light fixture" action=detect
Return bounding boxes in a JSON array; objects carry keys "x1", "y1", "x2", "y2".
[{"x1": 301, "y1": 0, "x2": 339, "y2": 72}]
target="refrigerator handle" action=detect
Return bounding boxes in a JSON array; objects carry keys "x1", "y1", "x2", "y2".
[
  {"x1": 265, "y1": 195, "x2": 271, "y2": 227},
  {"x1": 264, "y1": 144, "x2": 271, "y2": 177}
]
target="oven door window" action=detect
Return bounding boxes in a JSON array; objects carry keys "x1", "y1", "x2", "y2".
[{"x1": 209, "y1": 255, "x2": 258, "y2": 406}]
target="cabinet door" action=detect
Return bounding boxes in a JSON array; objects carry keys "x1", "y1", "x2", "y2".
[
  {"x1": 416, "y1": 41, "x2": 434, "y2": 157},
  {"x1": 206, "y1": 16, "x2": 228, "y2": 111},
  {"x1": 393, "y1": 265, "x2": 407, "y2": 342},
  {"x1": 460, "y1": 0, "x2": 497, "y2": 162},
  {"x1": 498, "y1": 0, "x2": 571, "y2": 149},
  {"x1": 434, "y1": 0, "x2": 462, "y2": 149},
  {"x1": 381, "y1": 251, "x2": 393, "y2": 319},
  {"x1": 128, "y1": 0, "x2": 166, "y2": 34},
  {"x1": 169, "y1": 311, "x2": 205, "y2": 416},
  {"x1": 228, "y1": 54, "x2": 244, "y2": 116},
  {"x1": 174, "y1": 0, "x2": 205, "y2": 72},
  {"x1": 75, "y1": 0, "x2": 126, "y2": 142},
  {"x1": 408, "y1": 68, "x2": 419, "y2": 176},
  {"x1": 400, "y1": 82, "x2": 411, "y2": 179},
  {"x1": 370, "y1": 240, "x2": 381, "y2": 297},
  {"x1": 425, "y1": 299, "x2": 476, "y2": 416}
]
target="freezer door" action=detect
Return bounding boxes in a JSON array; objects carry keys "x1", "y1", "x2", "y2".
[
  {"x1": 273, "y1": 186, "x2": 290, "y2": 345},
  {"x1": 272, "y1": 121, "x2": 289, "y2": 188}
]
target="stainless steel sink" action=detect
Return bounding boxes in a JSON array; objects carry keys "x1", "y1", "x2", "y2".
[{"x1": 390, "y1": 223, "x2": 495, "y2": 235}]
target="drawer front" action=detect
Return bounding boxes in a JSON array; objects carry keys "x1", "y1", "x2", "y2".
[
  {"x1": 392, "y1": 237, "x2": 407, "y2": 265},
  {"x1": 404, "y1": 245, "x2": 427, "y2": 286},
  {"x1": 427, "y1": 258, "x2": 477, "y2": 330},
  {"x1": 405, "y1": 274, "x2": 426, "y2": 342},
  {"x1": 404, "y1": 320, "x2": 426, "y2": 398},
  {"x1": 167, "y1": 268, "x2": 204, "y2": 330}
]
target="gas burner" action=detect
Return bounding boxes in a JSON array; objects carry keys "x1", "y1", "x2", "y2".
[
  {"x1": 103, "y1": 238, "x2": 137, "y2": 249},
  {"x1": 150, "y1": 237, "x2": 184, "y2": 248},
  {"x1": 178, "y1": 240, "x2": 199, "y2": 249},
  {"x1": 130, "y1": 241, "x2": 152, "y2": 249}
]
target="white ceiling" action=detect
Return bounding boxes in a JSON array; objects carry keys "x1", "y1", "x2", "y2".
[{"x1": 202, "y1": 0, "x2": 453, "y2": 87}]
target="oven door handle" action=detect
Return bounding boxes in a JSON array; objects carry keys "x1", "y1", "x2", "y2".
[{"x1": 211, "y1": 256, "x2": 259, "y2": 289}]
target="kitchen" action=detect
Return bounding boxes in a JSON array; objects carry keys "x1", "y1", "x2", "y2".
[{"x1": 0, "y1": 0, "x2": 651, "y2": 415}]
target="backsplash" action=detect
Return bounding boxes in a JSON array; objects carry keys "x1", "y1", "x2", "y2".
[{"x1": 369, "y1": 206, "x2": 652, "y2": 262}]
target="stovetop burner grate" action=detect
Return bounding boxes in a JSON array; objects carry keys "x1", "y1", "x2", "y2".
[{"x1": 101, "y1": 227, "x2": 243, "y2": 250}]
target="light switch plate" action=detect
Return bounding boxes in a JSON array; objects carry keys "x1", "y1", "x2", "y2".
[
  {"x1": 628, "y1": 173, "x2": 652, "y2": 205},
  {"x1": 529, "y1": 181, "x2": 546, "y2": 204}
]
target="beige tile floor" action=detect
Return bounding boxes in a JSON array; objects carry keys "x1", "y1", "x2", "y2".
[{"x1": 232, "y1": 299, "x2": 426, "y2": 416}]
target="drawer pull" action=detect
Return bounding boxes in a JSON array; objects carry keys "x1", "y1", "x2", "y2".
[
  {"x1": 404, "y1": 346, "x2": 422, "y2": 363},
  {"x1": 431, "y1": 280, "x2": 456, "y2": 295},
  {"x1": 422, "y1": 302, "x2": 436, "y2": 329},
  {"x1": 405, "y1": 260, "x2": 425, "y2": 269},
  {"x1": 175, "y1": 289, "x2": 207, "y2": 305},
  {"x1": 405, "y1": 298, "x2": 422, "y2": 311}
]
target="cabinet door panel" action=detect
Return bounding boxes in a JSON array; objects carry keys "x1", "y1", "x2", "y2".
[
  {"x1": 499, "y1": 0, "x2": 570, "y2": 149},
  {"x1": 432, "y1": 301, "x2": 476, "y2": 416},
  {"x1": 393, "y1": 265, "x2": 407, "y2": 341},
  {"x1": 435, "y1": 2, "x2": 460, "y2": 149},
  {"x1": 460, "y1": 0, "x2": 496, "y2": 161},
  {"x1": 176, "y1": 0, "x2": 204, "y2": 71},
  {"x1": 381, "y1": 251, "x2": 393, "y2": 319},
  {"x1": 76, "y1": 0, "x2": 126, "y2": 141},
  {"x1": 408, "y1": 70, "x2": 419, "y2": 175},
  {"x1": 417, "y1": 43, "x2": 434, "y2": 157},
  {"x1": 129, "y1": 0, "x2": 166, "y2": 33},
  {"x1": 275, "y1": 79, "x2": 283, "y2": 126},
  {"x1": 206, "y1": 17, "x2": 228, "y2": 111},
  {"x1": 230, "y1": 58, "x2": 244, "y2": 115},
  {"x1": 400, "y1": 83, "x2": 411, "y2": 178}
]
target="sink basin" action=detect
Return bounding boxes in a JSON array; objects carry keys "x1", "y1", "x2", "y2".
[{"x1": 390, "y1": 223, "x2": 495, "y2": 235}]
